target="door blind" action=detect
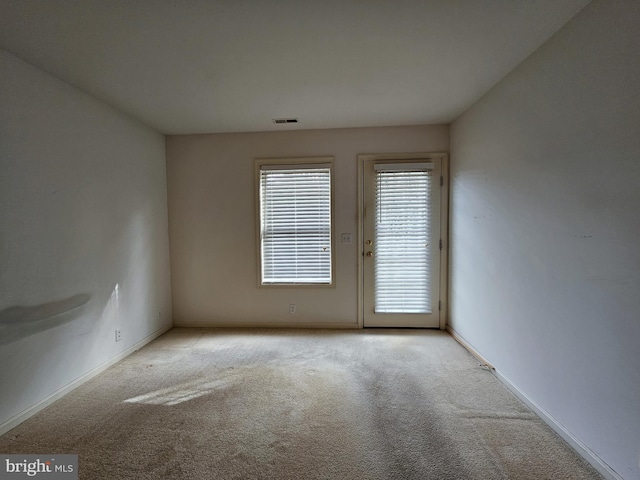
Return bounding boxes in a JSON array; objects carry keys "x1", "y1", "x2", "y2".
[
  {"x1": 375, "y1": 168, "x2": 432, "y2": 313},
  {"x1": 259, "y1": 166, "x2": 332, "y2": 284}
]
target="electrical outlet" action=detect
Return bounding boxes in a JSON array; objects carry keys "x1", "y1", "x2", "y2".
[
  {"x1": 289, "y1": 304, "x2": 296, "y2": 314},
  {"x1": 115, "y1": 329, "x2": 122, "y2": 342},
  {"x1": 341, "y1": 233, "x2": 352, "y2": 244}
]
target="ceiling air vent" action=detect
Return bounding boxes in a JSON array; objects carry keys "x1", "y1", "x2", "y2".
[{"x1": 272, "y1": 118, "x2": 298, "y2": 124}]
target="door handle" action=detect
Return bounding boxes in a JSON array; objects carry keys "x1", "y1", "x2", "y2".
[{"x1": 366, "y1": 251, "x2": 373, "y2": 257}]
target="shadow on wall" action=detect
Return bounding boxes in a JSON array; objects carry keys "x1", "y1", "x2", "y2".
[{"x1": 0, "y1": 294, "x2": 91, "y2": 346}]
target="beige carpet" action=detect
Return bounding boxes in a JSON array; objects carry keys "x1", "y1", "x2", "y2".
[{"x1": 0, "y1": 328, "x2": 602, "y2": 479}]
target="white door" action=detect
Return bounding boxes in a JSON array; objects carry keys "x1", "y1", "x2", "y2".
[{"x1": 362, "y1": 157, "x2": 443, "y2": 328}]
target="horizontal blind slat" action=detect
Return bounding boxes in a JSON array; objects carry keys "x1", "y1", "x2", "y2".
[
  {"x1": 374, "y1": 169, "x2": 432, "y2": 313},
  {"x1": 260, "y1": 167, "x2": 332, "y2": 284}
]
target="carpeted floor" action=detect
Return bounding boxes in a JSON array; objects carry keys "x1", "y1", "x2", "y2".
[{"x1": 0, "y1": 328, "x2": 602, "y2": 479}]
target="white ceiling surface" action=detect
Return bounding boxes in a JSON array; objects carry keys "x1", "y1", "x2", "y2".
[{"x1": 0, "y1": 0, "x2": 590, "y2": 135}]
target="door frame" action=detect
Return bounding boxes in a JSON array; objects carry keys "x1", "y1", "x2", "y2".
[{"x1": 357, "y1": 152, "x2": 449, "y2": 330}]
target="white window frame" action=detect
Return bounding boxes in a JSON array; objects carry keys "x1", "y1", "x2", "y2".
[{"x1": 255, "y1": 156, "x2": 335, "y2": 287}]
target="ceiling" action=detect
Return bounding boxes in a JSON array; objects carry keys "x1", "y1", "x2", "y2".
[{"x1": 0, "y1": 0, "x2": 590, "y2": 135}]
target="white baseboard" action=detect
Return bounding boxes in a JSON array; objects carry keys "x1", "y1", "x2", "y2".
[
  {"x1": 447, "y1": 326, "x2": 495, "y2": 369},
  {"x1": 173, "y1": 321, "x2": 359, "y2": 329},
  {"x1": 493, "y1": 370, "x2": 623, "y2": 480},
  {"x1": 0, "y1": 323, "x2": 173, "y2": 436},
  {"x1": 447, "y1": 326, "x2": 622, "y2": 480}
]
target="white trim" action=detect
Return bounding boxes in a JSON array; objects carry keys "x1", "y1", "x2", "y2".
[
  {"x1": 493, "y1": 370, "x2": 622, "y2": 480},
  {"x1": 256, "y1": 156, "x2": 334, "y2": 166},
  {"x1": 357, "y1": 157, "x2": 364, "y2": 328},
  {"x1": 447, "y1": 326, "x2": 623, "y2": 480},
  {"x1": 0, "y1": 323, "x2": 173, "y2": 436},
  {"x1": 254, "y1": 156, "x2": 336, "y2": 288},
  {"x1": 439, "y1": 156, "x2": 449, "y2": 330},
  {"x1": 261, "y1": 163, "x2": 331, "y2": 170},
  {"x1": 447, "y1": 326, "x2": 494, "y2": 368},
  {"x1": 357, "y1": 152, "x2": 449, "y2": 329},
  {"x1": 373, "y1": 162, "x2": 434, "y2": 171},
  {"x1": 173, "y1": 321, "x2": 359, "y2": 329}
]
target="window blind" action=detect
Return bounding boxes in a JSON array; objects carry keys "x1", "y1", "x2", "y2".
[
  {"x1": 260, "y1": 166, "x2": 332, "y2": 284},
  {"x1": 375, "y1": 169, "x2": 432, "y2": 313}
]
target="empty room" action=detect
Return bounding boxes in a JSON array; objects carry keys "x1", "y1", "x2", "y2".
[{"x1": 1, "y1": 1, "x2": 638, "y2": 479}]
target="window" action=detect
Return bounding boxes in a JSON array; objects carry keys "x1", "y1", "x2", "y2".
[
  {"x1": 374, "y1": 165, "x2": 432, "y2": 313},
  {"x1": 256, "y1": 157, "x2": 334, "y2": 285}
]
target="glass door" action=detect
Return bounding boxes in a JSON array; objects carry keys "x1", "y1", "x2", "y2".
[{"x1": 362, "y1": 158, "x2": 442, "y2": 327}]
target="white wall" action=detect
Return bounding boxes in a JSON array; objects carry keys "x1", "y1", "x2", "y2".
[
  {"x1": 167, "y1": 126, "x2": 448, "y2": 326},
  {"x1": 0, "y1": 50, "x2": 172, "y2": 430},
  {"x1": 449, "y1": 1, "x2": 640, "y2": 479}
]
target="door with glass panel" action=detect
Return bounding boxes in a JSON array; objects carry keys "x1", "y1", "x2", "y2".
[{"x1": 362, "y1": 157, "x2": 442, "y2": 328}]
